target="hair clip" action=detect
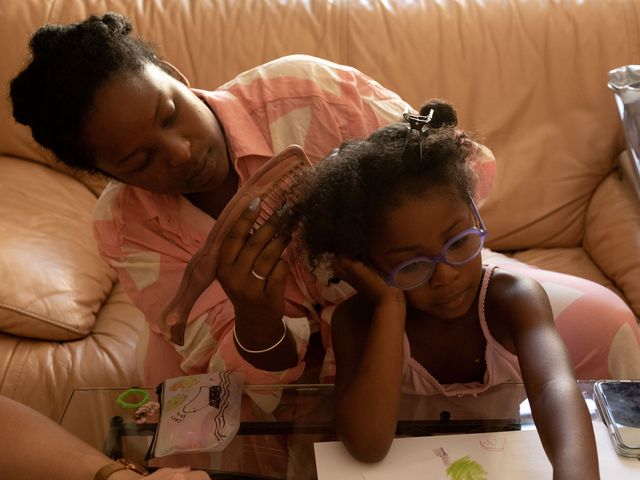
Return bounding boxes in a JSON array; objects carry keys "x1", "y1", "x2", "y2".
[
  {"x1": 403, "y1": 108, "x2": 434, "y2": 133},
  {"x1": 402, "y1": 108, "x2": 435, "y2": 160}
]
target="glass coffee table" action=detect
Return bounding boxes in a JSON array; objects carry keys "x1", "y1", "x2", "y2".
[{"x1": 59, "y1": 382, "x2": 598, "y2": 479}]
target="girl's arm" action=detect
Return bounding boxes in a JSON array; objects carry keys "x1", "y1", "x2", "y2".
[
  {"x1": 490, "y1": 271, "x2": 599, "y2": 480},
  {"x1": 331, "y1": 257, "x2": 407, "y2": 462}
]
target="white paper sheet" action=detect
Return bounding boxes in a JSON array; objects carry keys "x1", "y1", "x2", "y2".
[{"x1": 314, "y1": 421, "x2": 640, "y2": 479}]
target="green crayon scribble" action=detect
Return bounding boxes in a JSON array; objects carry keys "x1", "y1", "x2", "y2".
[{"x1": 445, "y1": 455, "x2": 488, "y2": 480}]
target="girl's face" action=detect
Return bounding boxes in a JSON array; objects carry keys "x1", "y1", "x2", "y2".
[
  {"x1": 85, "y1": 63, "x2": 230, "y2": 194},
  {"x1": 368, "y1": 189, "x2": 484, "y2": 320}
]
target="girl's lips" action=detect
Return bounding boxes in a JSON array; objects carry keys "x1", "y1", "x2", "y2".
[{"x1": 434, "y1": 287, "x2": 469, "y2": 307}]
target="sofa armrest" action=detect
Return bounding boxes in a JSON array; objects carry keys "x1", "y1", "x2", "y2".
[
  {"x1": 0, "y1": 282, "x2": 145, "y2": 420},
  {"x1": 584, "y1": 170, "x2": 640, "y2": 317},
  {"x1": 0, "y1": 156, "x2": 115, "y2": 340},
  {"x1": 617, "y1": 150, "x2": 640, "y2": 205}
]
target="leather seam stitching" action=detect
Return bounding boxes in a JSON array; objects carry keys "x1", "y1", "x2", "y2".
[{"x1": 0, "y1": 302, "x2": 89, "y2": 335}]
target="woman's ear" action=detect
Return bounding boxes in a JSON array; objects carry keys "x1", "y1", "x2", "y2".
[{"x1": 161, "y1": 60, "x2": 191, "y2": 88}]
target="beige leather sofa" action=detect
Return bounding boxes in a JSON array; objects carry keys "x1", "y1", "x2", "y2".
[{"x1": 1, "y1": 0, "x2": 639, "y2": 420}]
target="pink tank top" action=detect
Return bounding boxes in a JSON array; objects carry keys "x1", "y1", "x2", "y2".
[{"x1": 401, "y1": 265, "x2": 522, "y2": 397}]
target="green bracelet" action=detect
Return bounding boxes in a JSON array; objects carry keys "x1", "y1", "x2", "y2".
[{"x1": 116, "y1": 388, "x2": 150, "y2": 410}]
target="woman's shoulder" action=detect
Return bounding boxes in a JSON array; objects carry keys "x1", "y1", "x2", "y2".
[
  {"x1": 93, "y1": 180, "x2": 126, "y2": 221},
  {"x1": 219, "y1": 55, "x2": 354, "y2": 90}
]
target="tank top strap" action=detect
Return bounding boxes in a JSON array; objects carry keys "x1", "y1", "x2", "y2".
[{"x1": 478, "y1": 264, "x2": 498, "y2": 333}]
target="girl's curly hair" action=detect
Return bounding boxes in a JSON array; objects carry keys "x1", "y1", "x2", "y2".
[
  {"x1": 10, "y1": 12, "x2": 164, "y2": 173},
  {"x1": 295, "y1": 99, "x2": 477, "y2": 267}
]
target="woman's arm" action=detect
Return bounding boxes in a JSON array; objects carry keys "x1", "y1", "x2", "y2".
[
  {"x1": 490, "y1": 271, "x2": 599, "y2": 480},
  {"x1": 0, "y1": 396, "x2": 209, "y2": 480},
  {"x1": 331, "y1": 257, "x2": 407, "y2": 462}
]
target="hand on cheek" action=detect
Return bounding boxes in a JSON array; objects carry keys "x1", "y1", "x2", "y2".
[{"x1": 333, "y1": 256, "x2": 404, "y2": 305}]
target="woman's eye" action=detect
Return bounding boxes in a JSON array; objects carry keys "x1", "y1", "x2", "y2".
[
  {"x1": 162, "y1": 102, "x2": 178, "y2": 127},
  {"x1": 131, "y1": 153, "x2": 151, "y2": 173}
]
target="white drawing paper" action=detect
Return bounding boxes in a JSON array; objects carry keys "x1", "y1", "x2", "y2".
[{"x1": 314, "y1": 421, "x2": 640, "y2": 479}]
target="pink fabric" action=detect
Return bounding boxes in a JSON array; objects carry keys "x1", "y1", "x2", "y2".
[
  {"x1": 496, "y1": 262, "x2": 640, "y2": 380},
  {"x1": 402, "y1": 266, "x2": 522, "y2": 397}
]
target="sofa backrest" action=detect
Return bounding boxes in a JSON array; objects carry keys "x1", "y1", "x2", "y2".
[{"x1": 1, "y1": 0, "x2": 638, "y2": 250}]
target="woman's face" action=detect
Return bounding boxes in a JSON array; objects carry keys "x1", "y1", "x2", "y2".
[
  {"x1": 368, "y1": 190, "x2": 484, "y2": 320},
  {"x1": 85, "y1": 63, "x2": 230, "y2": 194}
]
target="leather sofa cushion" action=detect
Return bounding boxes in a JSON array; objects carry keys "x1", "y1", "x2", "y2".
[
  {"x1": 584, "y1": 169, "x2": 640, "y2": 315},
  {"x1": 0, "y1": 156, "x2": 115, "y2": 340}
]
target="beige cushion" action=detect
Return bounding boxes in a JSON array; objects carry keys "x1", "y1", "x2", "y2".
[
  {"x1": 511, "y1": 247, "x2": 624, "y2": 298},
  {"x1": 0, "y1": 156, "x2": 115, "y2": 340}
]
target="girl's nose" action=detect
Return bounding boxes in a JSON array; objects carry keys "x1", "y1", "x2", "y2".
[
  {"x1": 429, "y1": 261, "x2": 459, "y2": 287},
  {"x1": 165, "y1": 134, "x2": 191, "y2": 167}
]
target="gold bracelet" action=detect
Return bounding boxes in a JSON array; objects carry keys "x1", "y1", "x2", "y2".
[
  {"x1": 233, "y1": 317, "x2": 288, "y2": 354},
  {"x1": 94, "y1": 458, "x2": 148, "y2": 479}
]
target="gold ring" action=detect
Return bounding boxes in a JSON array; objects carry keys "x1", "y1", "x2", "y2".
[{"x1": 251, "y1": 269, "x2": 267, "y2": 281}]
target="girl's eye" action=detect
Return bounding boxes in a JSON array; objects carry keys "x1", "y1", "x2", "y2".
[
  {"x1": 401, "y1": 261, "x2": 422, "y2": 273},
  {"x1": 449, "y1": 234, "x2": 471, "y2": 250}
]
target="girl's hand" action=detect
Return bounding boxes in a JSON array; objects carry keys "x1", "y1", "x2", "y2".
[
  {"x1": 333, "y1": 256, "x2": 405, "y2": 306},
  {"x1": 216, "y1": 199, "x2": 291, "y2": 348}
]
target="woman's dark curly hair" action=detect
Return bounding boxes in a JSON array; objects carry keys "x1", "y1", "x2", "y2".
[
  {"x1": 295, "y1": 100, "x2": 477, "y2": 266},
  {"x1": 10, "y1": 12, "x2": 164, "y2": 173}
]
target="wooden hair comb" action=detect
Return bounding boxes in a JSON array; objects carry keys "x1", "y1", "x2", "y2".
[{"x1": 160, "y1": 145, "x2": 312, "y2": 345}]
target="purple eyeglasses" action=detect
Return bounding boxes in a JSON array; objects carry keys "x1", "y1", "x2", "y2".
[{"x1": 383, "y1": 197, "x2": 487, "y2": 291}]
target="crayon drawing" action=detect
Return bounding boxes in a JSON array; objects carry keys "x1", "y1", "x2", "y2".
[{"x1": 434, "y1": 447, "x2": 488, "y2": 480}]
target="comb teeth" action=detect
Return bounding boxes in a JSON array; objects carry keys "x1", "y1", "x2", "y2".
[{"x1": 252, "y1": 164, "x2": 310, "y2": 231}]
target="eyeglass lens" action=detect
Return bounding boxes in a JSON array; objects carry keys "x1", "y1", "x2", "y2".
[{"x1": 393, "y1": 231, "x2": 484, "y2": 289}]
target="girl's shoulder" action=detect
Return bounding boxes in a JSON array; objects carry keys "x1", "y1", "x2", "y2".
[{"x1": 485, "y1": 267, "x2": 554, "y2": 328}]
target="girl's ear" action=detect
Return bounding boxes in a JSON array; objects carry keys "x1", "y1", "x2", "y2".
[{"x1": 161, "y1": 60, "x2": 191, "y2": 88}]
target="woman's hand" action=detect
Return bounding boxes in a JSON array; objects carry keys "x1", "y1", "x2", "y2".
[
  {"x1": 333, "y1": 256, "x2": 405, "y2": 307},
  {"x1": 216, "y1": 199, "x2": 297, "y2": 367},
  {"x1": 217, "y1": 198, "x2": 289, "y2": 327}
]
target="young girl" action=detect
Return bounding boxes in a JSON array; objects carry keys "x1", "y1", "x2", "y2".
[{"x1": 295, "y1": 101, "x2": 600, "y2": 478}]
